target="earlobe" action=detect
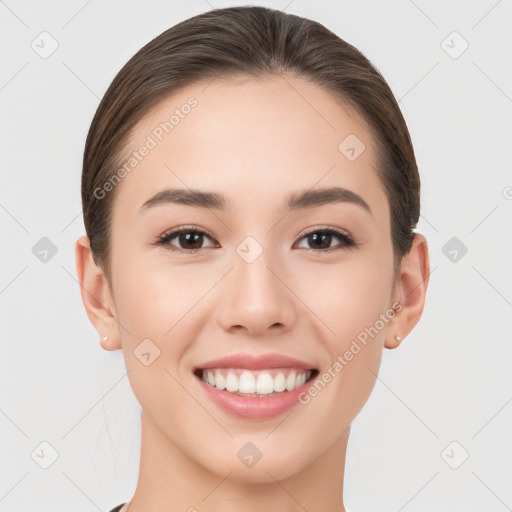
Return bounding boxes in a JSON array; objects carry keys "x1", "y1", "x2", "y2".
[
  {"x1": 385, "y1": 233, "x2": 430, "y2": 349},
  {"x1": 385, "y1": 333, "x2": 403, "y2": 350},
  {"x1": 75, "y1": 235, "x2": 121, "y2": 350},
  {"x1": 100, "y1": 334, "x2": 113, "y2": 351}
]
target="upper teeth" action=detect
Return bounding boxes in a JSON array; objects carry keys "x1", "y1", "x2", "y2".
[{"x1": 202, "y1": 369, "x2": 312, "y2": 395}]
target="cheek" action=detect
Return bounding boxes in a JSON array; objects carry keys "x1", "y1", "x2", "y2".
[
  {"x1": 112, "y1": 251, "x2": 209, "y2": 339},
  {"x1": 294, "y1": 250, "x2": 394, "y2": 347},
  {"x1": 296, "y1": 272, "x2": 392, "y2": 434},
  {"x1": 112, "y1": 259, "x2": 203, "y2": 423},
  {"x1": 306, "y1": 252, "x2": 393, "y2": 418}
]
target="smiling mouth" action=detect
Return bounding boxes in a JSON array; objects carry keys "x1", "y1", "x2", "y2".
[{"x1": 193, "y1": 367, "x2": 319, "y2": 397}]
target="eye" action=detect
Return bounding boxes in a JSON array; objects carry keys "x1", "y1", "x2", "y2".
[
  {"x1": 154, "y1": 225, "x2": 358, "y2": 254},
  {"x1": 155, "y1": 225, "x2": 218, "y2": 253},
  {"x1": 294, "y1": 226, "x2": 357, "y2": 252}
]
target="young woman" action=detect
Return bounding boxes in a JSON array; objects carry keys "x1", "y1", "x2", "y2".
[{"x1": 75, "y1": 6, "x2": 430, "y2": 512}]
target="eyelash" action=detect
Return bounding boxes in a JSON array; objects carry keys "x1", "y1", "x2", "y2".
[{"x1": 154, "y1": 225, "x2": 358, "y2": 254}]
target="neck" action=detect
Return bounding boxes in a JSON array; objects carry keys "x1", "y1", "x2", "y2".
[{"x1": 125, "y1": 410, "x2": 349, "y2": 512}]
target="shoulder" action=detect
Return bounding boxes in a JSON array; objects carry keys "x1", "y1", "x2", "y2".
[{"x1": 108, "y1": 504, "x2": 126, "y2": 512}]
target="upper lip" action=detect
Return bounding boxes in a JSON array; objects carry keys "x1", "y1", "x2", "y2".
[{"x1": 194, "y1": 352, "x2": 317, "y2": 371}]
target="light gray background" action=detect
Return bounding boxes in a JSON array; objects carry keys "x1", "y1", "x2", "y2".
[{"x1": 1, "y1": 1, "x2": 511, "y2": 511}]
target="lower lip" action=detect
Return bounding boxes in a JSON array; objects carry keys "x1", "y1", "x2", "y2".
[{"x1": 196, "y1": 372, "x2": 318, "y2": 420}]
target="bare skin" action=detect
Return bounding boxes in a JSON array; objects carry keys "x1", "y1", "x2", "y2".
[{"x1": 76, "y1": 73, "x2": 430, "y2": 512}]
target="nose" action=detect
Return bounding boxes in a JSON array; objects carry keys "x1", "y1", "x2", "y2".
[{"x1": 216, "y1": 249, "x2": 297, "y2": 337}]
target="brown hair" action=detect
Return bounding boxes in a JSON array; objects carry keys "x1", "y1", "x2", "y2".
[{"x1": 82, "y1": 6, "x2": 420, "y2": 285}]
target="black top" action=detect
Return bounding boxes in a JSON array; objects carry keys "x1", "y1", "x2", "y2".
[{"x1": 108, "y1": 504, "x2": 126, "y2": 512}]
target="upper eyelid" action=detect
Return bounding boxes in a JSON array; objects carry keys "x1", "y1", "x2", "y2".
[
  {"x1": 160, "y1": 225, "x2": 217, "y2": 241},
  {"x1": 158, "y1": 225, "x2": 350, "y2": 239},
  {"x1": 157, "y1": 225, "x2": 354, "y2": 249},
  {"x1": 297, "y1": 225, "x2": 351, "y2": 238}
]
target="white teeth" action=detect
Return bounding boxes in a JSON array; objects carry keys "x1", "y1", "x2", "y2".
[
  {"x1": 202, "y1": 369, "x2": 312, "y2": 395},
  {"x1": 285, "y1": 372, "x2": 296, "y2": 391},
  {"x1": 273, "y1": 372, "x2": 286, "y2": 392},
  {"x1": 256, "y1": 372, "x2": 274, "y2": 394},
  {"x1": 214, "y1": 372, "x2": 226, "y2": 390},
  {"x1": 225, "y1": 372, "x2": 238, "y2": 392},
  {"x1": 239, "y1": 371, "x2": 256, "y2": 393}
]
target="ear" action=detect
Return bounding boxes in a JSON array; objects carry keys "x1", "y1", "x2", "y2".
[
  {"x1": 75, "y1": 234, "x2": 121, "y2": 351},
  {"x1": 385, "y1": 233, "x2": 430, "y2": 349}
]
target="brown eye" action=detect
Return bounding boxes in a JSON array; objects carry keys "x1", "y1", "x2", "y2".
[
  {"x1": 155, "y1": 225, "x2": 357, "y2": 254},
  {"x1": 156, "y1": 227, "x2": 216, "y2": 252},
  {"x1": 295, "y1": 227, "x2": 356, "y2": 251},
  {"x1": 176, "y1": 231, "x2": 205, "y2": 249}
]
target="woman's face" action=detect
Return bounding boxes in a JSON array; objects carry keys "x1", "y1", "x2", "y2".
[{"x1": 106, "y1": 74, "x2": 401, "y2": 482}]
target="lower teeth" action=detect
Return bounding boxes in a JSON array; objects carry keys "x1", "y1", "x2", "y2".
[
  {"x1": 234, "y1": 390, "x2": 286, "y2": 397},
  {"x1": 205, "y1": 383, "x2": 287, "y2": 397}
]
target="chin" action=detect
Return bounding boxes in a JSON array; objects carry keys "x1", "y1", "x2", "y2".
[{"x1": 198, "y1": 444, "x2": 311, "y2": 484}]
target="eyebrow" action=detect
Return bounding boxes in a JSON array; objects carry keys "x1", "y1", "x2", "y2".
[{"x1": 139, "y1": 186, "x2": 371, "y2": 216}]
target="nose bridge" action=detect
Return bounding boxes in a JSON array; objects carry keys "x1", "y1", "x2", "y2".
[{"x1": 217, "y1": 237, "x2": 296, "y2": 335}]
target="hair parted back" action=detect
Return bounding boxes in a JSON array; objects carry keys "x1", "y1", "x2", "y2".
[{"x1": 82, "y1": 5, "x2": 420, "y2": 284}]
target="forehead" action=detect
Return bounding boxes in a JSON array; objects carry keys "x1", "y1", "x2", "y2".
[{"x1": 113, "y1": 73, "x2": 388, "y2": 221}]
